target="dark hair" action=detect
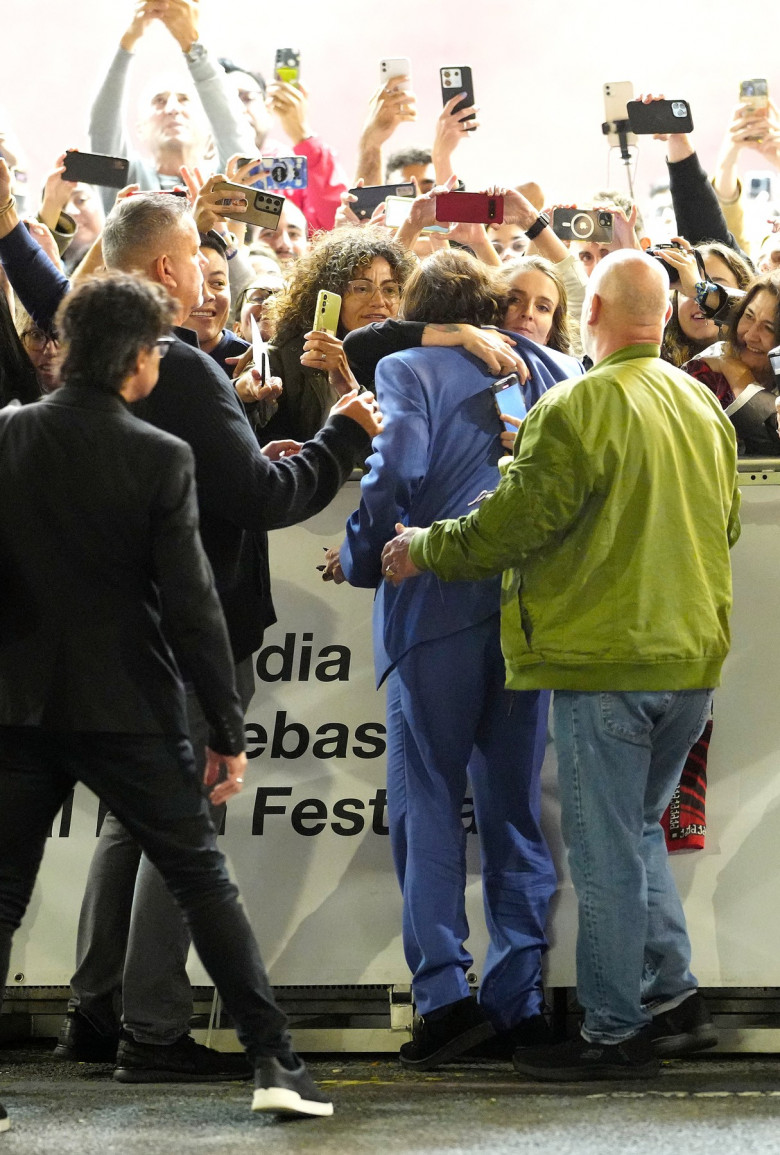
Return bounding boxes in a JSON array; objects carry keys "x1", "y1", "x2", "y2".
[
  {"x1": 400, "y1": 249, "x2": 503, "y2": 327},
  {"x1": 199, "y1": 230, "x2": 229, "y2": 260},
  {"x1": 661, "y1": 242, "x2": 755, "y2": 367},
  {"x1": 218, "y1": 57, "x2": 267, "y2": 98},
  {"x1": 726, "y1": 268, "x2": 780, "y2": 355},
  {"x1": 500, "y1": 255, "x2": 573, "y2": 355},
  {"x1": 103, "y1": 193, "x2": 193, "y2": 271},
  {"x1": 0, "y1": 292, "x2": 40, "y2": 406},
  {"x1": 54, "y1": 273, "x2": 178, "y2": 394},
  {"x1": 268, "y1": 226, "x2": 415, "y2": 346},
  {"x1": 385, "y1": 148, "x2": 432, "y2": 182}
]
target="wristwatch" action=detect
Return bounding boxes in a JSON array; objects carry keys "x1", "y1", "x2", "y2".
[{"x1": 525, "y1": 213, "x2": 549, "y2": 241}]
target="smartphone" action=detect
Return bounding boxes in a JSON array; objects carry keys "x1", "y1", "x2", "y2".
[
  {"x1": 313, "y1": 289, "x2": 341, "y2": 336},
  {"x1": 440, "y1": 66, "x2": 476, "y2": 128},
  {"x1": 491, "y1": 374, "x2": 527, "y2": 430},
  {"x1": 627, "y1": 99, "x2": 694, "y2": 135},
  {"x1": 380, "y1": 57, "x2": 411, "y2": 91},
  {"x1": 237, "y1": 156, "x2": 308, "y2": 190},
  {"x1": 602, "y1": 81, "x2": 637, "y2": 149},
  {"x1": 212, "y1": 181, "x2": 285, "y2": 230},
  {"x1": 740, "y1": 79, "x2": 769, "y2": 141},
  {"x1": 349, "y1": 182, "x2": 415, "y2": 221},
  {"x1": 274, "y1": 48, "x2": 300, "y2": 85},
  {"x1": 552, "y1": 208, "x2": 613, "y2": 243},
  {"x1": 435, "y1": 192, "x2": 503, "y2": 225},
  {"x1": 62, "y1": 150, "x2": 130, "y2": 189},
  {"x1": 384, "y1": 195, "x2": 451, "y2": 234}
]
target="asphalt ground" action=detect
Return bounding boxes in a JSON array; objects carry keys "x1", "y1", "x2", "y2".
[{"x1": 4, "y1": 1043, "x2": 780, "y2": 1153}]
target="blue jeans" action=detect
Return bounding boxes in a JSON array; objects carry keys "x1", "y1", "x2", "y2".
[
  {"x1": 0, "y1": 726, "x2": 290, "y2": 1064},
  {"x1": 553, "y1": 689, "x2": 712, "y2": 1044}
]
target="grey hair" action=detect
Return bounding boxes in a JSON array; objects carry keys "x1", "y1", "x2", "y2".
[{"x1": 102, "y1": 193, "x2": 193, "y2": 271}]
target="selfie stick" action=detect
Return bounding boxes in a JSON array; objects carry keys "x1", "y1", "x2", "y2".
[{"x1": 601, "y1": 118, "x2": 635, "y2": 199}]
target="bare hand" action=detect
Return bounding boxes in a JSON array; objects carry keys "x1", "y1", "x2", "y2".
[
  {"x1": 330, "y1": 387, "x2": 383, "y2": 438},
  {"x1": 263, "y1": 438, "x2": 303, "y2": 460},
  {"x1": 267, "y1": 80, "x2": 312, "y2": 145},
  {"x1": 321, "y1": 545, "x2": 346, "y2": 584},
  {"x1": 499, "y1": 412, "x2": 522, "y2": 451},
  {"x1": 234, "y1": 369, "x2": 282, "y2": 404},
  {"x1": 460, "y1": 326, "x2": 530, "y2": 379},
  {"x1": 225, "y1": 346, "x2": 254, "y2": 380},
  {"x1": 190, "y1": 171, "x2": 246, "y2": 233},
  {"x1": 434, "y1": 93, "x2": 480, "y2": 160},
  {"x1": 381, "y1": 523, "x2": 423, "y2": 585},
  {"x1": 334, "y1": 184, "x2": 363, "y2": 229},
  {"x1": 302, "y1": 330, "x2": 359, "y2": 394},
  {"x1": 361, "y1": 79, "x2": 417, "y2": 147},
  {"x1": 653, "y1": 242, "x2": 698, "y2": 298},
  {"x1": 39, "y1": 154, "x2": 77, "y2": 229},
  {"x1": 23, "y1": 217, "x2": 64, "y2": 270},
  {"x1": 159, "y1": 0, "x2": 200, "y2": 52},
  {"x1": 204, "y1": 747, "x2": 247, "y2": 806},
  {"x1": 120, "y1": 0, "x2": 167, "y2": 51}
]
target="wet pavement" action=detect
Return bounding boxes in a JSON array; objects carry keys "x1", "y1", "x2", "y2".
[{"x1": 3, "y1": 1043, "x2": 780, "y2": 1153}]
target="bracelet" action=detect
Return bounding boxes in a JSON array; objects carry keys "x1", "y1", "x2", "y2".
[
  {"x1": 0, "y1": 195, "x2": 16, "y2": 217},
  {"x1": 525, "y1": 213, "x2": 549, "y2": 241}
]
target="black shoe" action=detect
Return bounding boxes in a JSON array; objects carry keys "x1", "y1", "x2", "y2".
[
  {"x1": 113, "y1": 1032, "x2": 252, "y2": 1083},
  {"x1": 399, "y1": 995, "x2": 495, "y2": 1071},
  {"x1": 252, "y1": 1055, "x2": 334, "y2": 1117},
  {"x1": 53, "y1": 1011, "x2": 119, "y2": 1063},
  {"x1": 512, "y1": 1028, "x2": 659, "y2": 1082},
  {"x1": 472, "y1": 1013, "x2": 554, "y2": 1060},
  {"x1": 649, "y1": 992, "x2": 718, "y2": 1057},
  {"x1": 0, "y1": 1102, "x2": 9, "y2": 1133}
]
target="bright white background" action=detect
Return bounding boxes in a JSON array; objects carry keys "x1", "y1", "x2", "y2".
[{"x1": 3, "y1": 0, "x2": 780, "y2": 220}]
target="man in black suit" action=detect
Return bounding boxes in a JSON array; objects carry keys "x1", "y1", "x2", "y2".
[
  {"x1": 0, "y1": 165, "x2": 381, "y2": 1080},
  {"x1": 0, "y1": 273, "x2": 333, "y2": 1132}
]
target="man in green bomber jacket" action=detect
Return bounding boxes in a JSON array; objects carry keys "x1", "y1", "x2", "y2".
[{"x1": 380, "y1": 250, "x2": 741, "y2": 1083}]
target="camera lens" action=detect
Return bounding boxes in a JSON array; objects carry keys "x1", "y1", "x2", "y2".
[
  {"x1": 571, "y1": 212, "x2": 594, "y2": 240},
  {"x1": 597, "y1": 212, "x2": 612, "y2": 227},
  {"x1": 271, "y1": 163, "x2": 286, "y2": 183}
]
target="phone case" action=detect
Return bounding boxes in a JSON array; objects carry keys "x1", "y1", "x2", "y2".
[
  {"x1": 434, "y1": 192, "x2": 503, "y2": 225},
  {"x1": 602, "y1": 81, "x2": 637, "y2": 148},
  {"x1": 247, "y1": 157, "x2": 308, "y2": 191},
  {"x1": 313, "y1": 290, "x2": 342, "y2": 336},
  {"x1": 349, "y1": 183, "x2": 415, "y2": 221},
  {"x1": 491, "y1": 375, "x2": 527, "y2": 429},
  {"x1": 551, "y1": 208, "x2": 613, "y2": 243},
  {"x1": 440, "y1": 66, "x2": 475, "y2": 125},
  {"x1": 213, "y1": 182, "x2": 285, "y2": 230},
  {"x1": 626, "y1": 99, "x2": 693, "y2": 135},
  {"x1": 379, "y1": 57, "x2": 411, "y2": 90},
  {"x1": 274, "y1": 48, "x2": 300, "y2": 85},
  {"x1": 62, "y1": 150, "x2": 130, "y2": 189}
]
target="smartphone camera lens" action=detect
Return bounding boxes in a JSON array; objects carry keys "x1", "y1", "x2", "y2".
[{"x1": 597, "y1": 212, "x2": 612, "y2": 227}]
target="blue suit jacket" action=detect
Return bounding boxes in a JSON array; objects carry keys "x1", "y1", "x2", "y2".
[{"x1": 339, "y1": 336, "x2": 583, "y2": 685}]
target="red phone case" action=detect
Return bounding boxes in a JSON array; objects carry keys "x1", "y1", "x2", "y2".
[{"x1": 434, "y1": 192, "x2": 504, "y2": 225}]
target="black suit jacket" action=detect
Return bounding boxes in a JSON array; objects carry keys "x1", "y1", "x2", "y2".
[{"x1": 0, "y1": 386, "x2": 245, "y2": 753}]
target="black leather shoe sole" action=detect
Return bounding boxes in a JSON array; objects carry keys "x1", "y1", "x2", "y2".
[
  {"x1": 399, "y1": 1020, "x2": 496, "y2": 1071},
  {"x1": 113, "y1": 1063, "x2": 249, "y2": 1084}
]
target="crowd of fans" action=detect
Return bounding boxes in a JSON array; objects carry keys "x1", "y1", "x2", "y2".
[{"x1": 2, "y1": 1, "x2": 780, "y2": 453}]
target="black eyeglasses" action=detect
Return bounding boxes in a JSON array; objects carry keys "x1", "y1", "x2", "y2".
[
  {"x1": 22, "y1": 328, "x2": 58, "y2": 351},
  {"x1": 154, "y1": 336, "x2": 176, "y2": 358}
]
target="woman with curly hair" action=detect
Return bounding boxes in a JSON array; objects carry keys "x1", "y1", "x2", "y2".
[{"x1": 261, "y1": 226, "x2": 415, "y2": 443}]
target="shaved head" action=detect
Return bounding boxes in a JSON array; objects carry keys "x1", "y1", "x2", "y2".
[{"x1": 582, "y1": 251, "x2": 672, "y2": 362}]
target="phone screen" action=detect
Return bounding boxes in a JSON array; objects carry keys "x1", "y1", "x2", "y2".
[{"x1": 492, "y1": 375, "x2": 527, "y2": 430}]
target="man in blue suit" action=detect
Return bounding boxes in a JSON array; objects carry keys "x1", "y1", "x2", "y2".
[{"x1": 327, "y1": 250, "x2": 583, "y2": 1068}]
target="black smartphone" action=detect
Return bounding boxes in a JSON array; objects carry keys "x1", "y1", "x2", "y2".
[
  {"x1": 551, "y1": 208, "x2": 613, "y2": 243},
  {"x1": 627, "y1": 99, "x2": 693, "y2": 135},
  {"x1": 440, "y1": 66, "x2": 476, "y2": 128},
  {"x1": 491, "y1": 373, "x2": 527, "y2": 430},
  {"x1": 62, "y1": 150, "x2": 130, "y2": 189},
  {"x1": 348, "y1": 182, "x2": 415, "y2": 221}
]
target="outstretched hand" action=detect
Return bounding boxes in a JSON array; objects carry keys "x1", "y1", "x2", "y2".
[{"x1": 381, "y1": 524, "x2": 423, "y2": 586}]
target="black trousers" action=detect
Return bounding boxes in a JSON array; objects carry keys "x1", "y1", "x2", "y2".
[{"x1": 0, "y1": 726, "x2": 290, "y2": 1064}]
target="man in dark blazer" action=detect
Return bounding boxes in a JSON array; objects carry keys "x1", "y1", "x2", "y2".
[
  {"x1": 0, "y1": 273, "x2": 333, "y2": 1131},
  {"x1": 0, "y1": 166, "x2": 381, "y2": 1080}
]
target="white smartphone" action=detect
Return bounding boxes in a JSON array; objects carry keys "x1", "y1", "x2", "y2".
[
  {"x1": 380, "y1": 57, "x2": 412, "y2": 92},
  {"x1": 603, "y1": 81, "x2": 637, "y2": 149}
]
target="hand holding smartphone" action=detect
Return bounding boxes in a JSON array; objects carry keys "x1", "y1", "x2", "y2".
[
  {"x1": 491, "y1": 373, "x2": 527, "y2": 430},
  {"x1": 62, "y1": 150, "x2": 130, "y2": 189},
  {"x1": 435, "y1": 192, "x2": 503, "y2": 225},
  {"x1": 440, "y1": 66, "x2": 476, "y2": 129},
  {"x1": 627, "y1": 99, "x2": 694, "y2": 135},
  {"x1": 212, "y1": 181, "x2": 285, "y2": 229}
]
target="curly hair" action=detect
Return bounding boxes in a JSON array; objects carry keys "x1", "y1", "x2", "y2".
[
  {"x1": 499, "y1": 255, "x2": 573, "y2": 355},
  {"x1": 268, "y1": 226, "x2": 415, "y2": 347},
  {"x1": 400, "y1": 248, "x2": 504, "y2": 326},
  {"x1": 661, "y1": 242, "x2": 754, "y2": 366}
]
